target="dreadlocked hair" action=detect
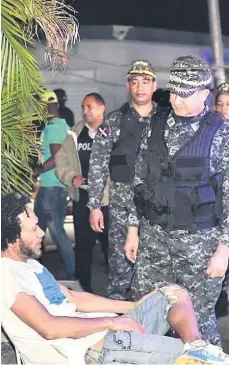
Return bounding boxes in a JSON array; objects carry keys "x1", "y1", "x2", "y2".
[{"x1": 1, "y1": 193, "x2": 30, "y2": 251}]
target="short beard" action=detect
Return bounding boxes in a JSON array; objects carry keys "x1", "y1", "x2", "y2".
[{"x1": 19, "y1": 240, "x2": 42, "y2": 260}]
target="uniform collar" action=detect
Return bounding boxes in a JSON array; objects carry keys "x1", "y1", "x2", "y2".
[
  {"x1": 129, "y1": 101, "x2": 156, "y2": 120},
  {"x1": 168, "y1": 104, "x2": 209, "y2": 130},
  {"x1": 190, "y1": 121, "x2": 200, "y2": 132},
  {"x1": 85, "y1": 123, "x2": 96, "y2": 139}
]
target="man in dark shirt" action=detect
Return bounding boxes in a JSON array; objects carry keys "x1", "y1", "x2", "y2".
[
  {"x1": 55, "y1": 93, "x2": 109, "y2": 292},
  {"x1": 54, "y1": 88, "x2": 75, "y2": 128}
]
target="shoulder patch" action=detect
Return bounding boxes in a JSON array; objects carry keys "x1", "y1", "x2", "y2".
[{"x1": 98, "y1": 126, "x2": 109, "y2": 138}]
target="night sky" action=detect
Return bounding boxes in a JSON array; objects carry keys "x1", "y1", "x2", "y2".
[{"x1": 72, "y1": 0, "x2": 229, "y2": 36}]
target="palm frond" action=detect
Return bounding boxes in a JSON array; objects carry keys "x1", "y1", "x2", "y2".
[
  {"x1": 1, "y1": 87, "x2": 42, "y2": 194},
  {"x1": 1, "y1": 0, "x2": 79, "y2": 195},
  {"x1": 32, "y1": 0, "x2": 79, "y2": 71}
]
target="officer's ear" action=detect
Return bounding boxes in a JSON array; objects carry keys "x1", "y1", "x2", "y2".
[
  {"x1": 152, "y1": 80, "x2": 157, "y2": 92},
  {"x1": 199, "y1": 89, "x2": 210, "y2": 103},
  {"x1": 126, "y1": 81, "x2": 130, "y2": 93},
  {"x1": 101, "y1": 103, "x2": 105, "y2": 115}
]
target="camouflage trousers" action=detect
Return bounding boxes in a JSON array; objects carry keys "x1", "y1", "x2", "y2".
[
  {"x1": 107, "y1": 204, "x2": 135, "y2": 300},
  {"x1": 131, "y1": 218, "x2": 224, "y2": 346}
]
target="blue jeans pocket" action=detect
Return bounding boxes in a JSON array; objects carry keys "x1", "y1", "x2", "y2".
[{"x1": 113, "y1": 332, "x2": 132, "y2": 350}]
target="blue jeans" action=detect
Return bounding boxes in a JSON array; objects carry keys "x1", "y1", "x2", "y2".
[
  {"x1": 34, "y1": 186, "x2": 75, "y2": 280},
  {"x1": 85, "y1": 290, "x2": 184, "y2": 364}
]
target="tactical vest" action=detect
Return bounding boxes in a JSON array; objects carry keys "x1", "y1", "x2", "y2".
[
  {"x1": 134, "y1": 111, "x2": 224, "y2": 233},
  {"x1": 109, "y1": 103, "x2": 170, "y2": 183}
]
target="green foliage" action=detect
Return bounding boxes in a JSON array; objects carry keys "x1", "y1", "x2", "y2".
[{"x1": 1, "y1": 0, "x2": 78, "y2": 195}]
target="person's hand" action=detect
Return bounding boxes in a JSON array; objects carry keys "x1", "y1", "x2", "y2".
[
  {"x1": 206, "y1": 244, "x2": 229, "y2": 278},
  {"x1": 90, "y1": 208, "x2": 104, "y2": 232},
  {"x1": 33, "y1": 166, "x2": 43, "y2": 177},
  {"x1": 124, "y1": 227, "x2": 139, "y2": 263},
  {"x1": 32, "y1": 175, "x2": 38, "y2": 184},
  {"x1": 108, "y1": 315, "x2": 146, "y2": 334},
  {"x1": 72, "y1": 175, "x2": 85, "y2": 188}
]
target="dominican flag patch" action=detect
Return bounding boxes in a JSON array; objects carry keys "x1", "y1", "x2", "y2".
[{"x1": 98, "y1": 126, "x2": 109, "y2": 138}]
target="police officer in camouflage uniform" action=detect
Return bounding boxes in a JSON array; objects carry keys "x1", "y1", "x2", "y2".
[
  {"x1": 87, "y1": 60, "x2": 157, "y2": 299},
  {"x1": 124, "y1": 56, "x2": 229, "y2": 345},
  {"x1": 215, "y1": 82, "x2": 229, "y2": 318}
]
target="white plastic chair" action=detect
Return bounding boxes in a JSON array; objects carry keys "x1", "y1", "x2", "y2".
[
  {"x1": 1, "y1": 282, "x2": 85, "y2": 365},
  {"x1": 15, "y1": 347, "x2": 25, "y2": 365},
  {"x1": 1, "y1": 324, "x2": 75, "y2": 365}
]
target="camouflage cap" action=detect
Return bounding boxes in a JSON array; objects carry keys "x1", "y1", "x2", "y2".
[
  {"x1": 216, "y1": 82, "x2": 229, "y2": 95},
  {"x1": 165, "y1": 55, "x2": 212, "y2": 98},
  {"x1": 127, "y1": 60, "x2": 156, "y2": 81}
]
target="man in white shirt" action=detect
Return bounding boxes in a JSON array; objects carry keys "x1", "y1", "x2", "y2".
[{"x1": 1, "y1": 193, "x2": 229, "y2": 365}]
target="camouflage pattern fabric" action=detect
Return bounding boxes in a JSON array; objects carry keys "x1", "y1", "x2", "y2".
[
  {"x1": 88, "y1": 103, "x2": 154, "y2": 299},
  {"x1": 129, "y1": 109, "x2": 229, "y2": 345},
  {"x1": 216, "y1": 82, "x2": 229, "y2": 96},
  {"x1": 165, "y1": 55, "x2": 211, "y2": 98},
  {"x1": 131, "y1": 219, "x2": 224, "y2": 345},
  {"x1": 108, "y1": 204, "x2": 134, "y2": 299},
  {"x1": 215, "y1": 81, "x2": 229, "y2": 303},
  {"x1": 127, "y1": 60, "x2": 156, "y2": 81}
]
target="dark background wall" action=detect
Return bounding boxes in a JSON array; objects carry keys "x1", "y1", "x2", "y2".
[{"x1": 72, "y1": 0, "x2": 229, "y2": 35}]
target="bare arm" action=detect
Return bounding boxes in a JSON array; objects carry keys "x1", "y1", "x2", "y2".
[
  {"x1": 44, "y1": 144, "x2": 61, "y2": 170},
  {"x1": 11, "y1": 293, "x2": 145, "y2": 340},
  {"x1": 59, "y1": 283, "x2": 136, "y2": 313},
  {"x1": 11, "y1": 293, "x2": 112, "y2": 340},
  {"x1": 34, "y1": 144, "x2": 61, "y2": 176}
]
